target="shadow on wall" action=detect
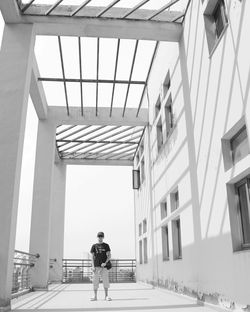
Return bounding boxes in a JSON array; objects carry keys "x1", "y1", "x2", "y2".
[{"x1": 138, "y1": 232, "x2": 250, "y2": 310}]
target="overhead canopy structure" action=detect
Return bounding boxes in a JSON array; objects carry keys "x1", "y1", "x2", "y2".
[
  {"x1": 17, "y1": 0, "x2": 190, "y2": 23},
  {"x1": 56, "y1": 124, "x2": 145, "y2": 165},
  {"x1": 0, "y1": 0, "x2": 191, "y2": 165}
]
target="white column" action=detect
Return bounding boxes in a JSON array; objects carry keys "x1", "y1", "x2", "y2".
[
  {"x1": 49, "y1": 162, "x2": 67, "y2": 283},
  {"x1": 29, "y1": 120, "x2": 56, "y2": 290},
  {"x1": 0, "y1": 24, "x2": 35, "y2": 311}
]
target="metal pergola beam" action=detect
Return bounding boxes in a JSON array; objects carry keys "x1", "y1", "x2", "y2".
[
  {"x1": 96, "y1": 0, "x2": 120, "y2": 18},
  {"x1": 58, "y1": 36, "x2": 69, "y2": 115},
  {"x1": 48, "y1": 106, "x2": 149, "y2": 127},
  {"x1": 72, "y1": 131, "x2": 142, "y2": 159},
  {"x1": 28, "y1": 18, "x2": 183, "y2": 42},
  {"x1": 61, "y1": 158, "x2": 133, "y2": 166},
  {"x1": 38, "y1": 77, "x2": 146, "y2": 85},
  {"x1": 58, "y1": 125, "x2": 112, "y2": 154},
  {"x1": 147, "y1": 0, "x2": 181, "y2": 20},
  {"x1": 60, "y1": 126, "x2": 138, "y2": 156},
  {"x1": 63, "y1": 132, "x2": 141, "y2": 159},
  {"x1": 136, "y1": 41, "x2": 159, "y2": 117},
  {"x1": 110, "y1": 39, "x2": 120, "y2": 117},
  {"x1": 122, "y1": 0, "x2": 150, "y2": 18},
  {"x1": 122, "y1": 40, "x2": 139, "y2": 117}
]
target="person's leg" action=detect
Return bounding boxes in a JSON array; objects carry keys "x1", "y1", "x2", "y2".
[
  {"x1": 102, "y1": 268, "x2": 111, "y2": 300},
  {"x1": 91, "y1": 267, "x2": 100, "y2": 300}
]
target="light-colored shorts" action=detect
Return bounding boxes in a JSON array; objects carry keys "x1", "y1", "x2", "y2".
[{"x1": 93, "y1": 267, "x2": 110, "y2": 290}]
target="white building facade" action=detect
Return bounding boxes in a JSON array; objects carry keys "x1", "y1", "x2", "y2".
[{"x1": 134, "y1": 0, "x2": 250, "y2": 310}]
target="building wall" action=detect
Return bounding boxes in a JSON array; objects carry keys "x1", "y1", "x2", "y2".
[{"x1": 134, "y1": 0, "x2": 250, "y2": 309}]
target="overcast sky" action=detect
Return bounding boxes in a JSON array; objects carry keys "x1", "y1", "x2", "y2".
[{"x1": 0, "y1": 12, "x2": 136, "y2": 260}]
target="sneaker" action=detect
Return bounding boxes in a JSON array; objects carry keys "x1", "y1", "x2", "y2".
[
  {"x1": 90, "y1": 297, "x2": 97, "y2": 301},
  {"x1": 105, "y1": 296, "x2": 112, "y2": 301}
]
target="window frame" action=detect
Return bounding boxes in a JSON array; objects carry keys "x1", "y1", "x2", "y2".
[
  {"x1": 203, "y1": 0, "x2": 229, "y2": 56},
  {"x1": 156, "y1": 117, "x2": 164, "y2": 152},
  {"x1": 235, "y1": 177, "x2": 250, "y2": 249},
  {"x1": 143, "y1": 237, "x2": 148, "y2": 264},
  {"x1": 139, "y1": 240, "x2": 143, "y2": 264},
  {"x1": 162, "y1": 225, "x2": 170, "y2": 261},
  {"x1": 165, "y1": 94, "x2": 174, "y2": 139},
  {"x1": 160, "y1": 201, "x2": 168, "y2": 220},
  {"x1": 172, "y1": 217, "x2": 182, "y2": 260},
  {"x1": 230, "y1": 125, "x2": 250, "y2": 165},
  {"x1": 143, "y1": 218, "x2": 147, "y2": 234},
  {"x1": 170, "y1": 189, "x2": 179, "y2": 212},
  {"x1": 212, "y1": 0, "x2": 228, "y2": 40}
]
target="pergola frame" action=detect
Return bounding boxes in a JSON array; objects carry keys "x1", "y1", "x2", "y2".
[{"x1": 0, "y1": 0, "x2": 191, "y2": 166}]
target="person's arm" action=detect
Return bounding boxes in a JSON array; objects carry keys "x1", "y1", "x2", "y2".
[{"x1": 90, "y1": 245, "x2": 96, "y2": 272}]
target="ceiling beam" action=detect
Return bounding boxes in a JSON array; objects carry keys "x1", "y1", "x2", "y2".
[
  {"x1": 31, "y1": 17, "x2": 182, "y2": 42},
  {"x1": 48, "y1": 106, "x2": 148, "y2": 127},
  {"x1": 30, "y1": 57, "x2": 48, "y2": 119},
  {"x1": 1, "y1": 2, "x2": 183, "y2": 41},
  {"x1": 61, "y1": 158, "x2": 133, "y2": 166},
  {"x1": 20, "y1": 4, "x2": 183, "y2": 22}
]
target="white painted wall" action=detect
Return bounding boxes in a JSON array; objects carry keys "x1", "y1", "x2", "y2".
[{"x1": 134, "y1": 0, "x2": 250, "y2": 308}]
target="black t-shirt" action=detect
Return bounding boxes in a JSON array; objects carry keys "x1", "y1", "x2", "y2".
[{"x1": 90, "y1": 243, "x2": 111, "y2": 267}]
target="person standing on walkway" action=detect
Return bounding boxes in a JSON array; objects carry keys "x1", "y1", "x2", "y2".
[{"x1": 90, "y1": 231, "x2": 112, "y2": 301}]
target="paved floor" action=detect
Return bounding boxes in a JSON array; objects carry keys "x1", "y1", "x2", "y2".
[{"x1": 11, "y1": 283, "x2": 222, "y2": 312}]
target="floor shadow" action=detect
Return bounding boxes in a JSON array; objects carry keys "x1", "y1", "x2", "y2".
[{"x1": 13, "y1": 303, "x2": 202, "y2": 311}]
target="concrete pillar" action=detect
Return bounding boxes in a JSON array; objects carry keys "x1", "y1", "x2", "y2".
[
  {"x1": 0, "y1": 25, "x2": 35, "y2": 311},
  {"x1": 49, "y1": 162, "x2": 67, "y2": 283},
  {"x1": 29, "y1": 120, "x2": 56, "y2": 290}
]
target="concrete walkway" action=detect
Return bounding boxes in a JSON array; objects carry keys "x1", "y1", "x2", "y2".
[{"x1": 11, "y1": 283, "x2": 222, "y2": 312}]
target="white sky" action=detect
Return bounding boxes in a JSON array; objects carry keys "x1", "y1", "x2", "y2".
[{"x1": 0, "y1": 12, "x2": 135, "y2": 259}]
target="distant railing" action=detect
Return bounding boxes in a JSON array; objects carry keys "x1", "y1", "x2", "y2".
[
  {"x1": 63, "y1": 259, "x2": 136, "y2": 283},
  {"x1": 12, "y1": 250, "x2": 40, "y2": 297}
]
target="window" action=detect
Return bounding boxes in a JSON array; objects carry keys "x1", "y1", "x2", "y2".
[
  {"x1": 160, "y1": 201, "x2": 167, "y2": 219},
  {"x1": 230, "y1": 126, "x2": 250, "y2": 164},
  {"x1": 171, "y1": 190, "x2": 179, "y2": 212},
  {"x1": 156, "y1": 118, "x2": 163, "y2": 152},
  {"x1": 140, "y1": 157, "x2": 145, "y2": 184},
  {"x1": 132, "y1": 170, "x2": 140, "y2": 190},
  {"x1": 172, "y1": 218, "x2": 182, "y2": 260},
  {"x1": 139, "y1": 223, "x2": 142, "y2": 236},
  {"x1": 143, "y1": 219, "x2": 147, "y2": 233},
  {"x1": 139, "y1": 240, "x2": 143, "y2": 264},
  {"x1": 165, "y1": 95, "x2": 174, "y2": 138},
  {"x1": 213, "y1": 0, "x2": 228, "y2": 40},
  {"x1": 162, "y1": 71, "x2": 171, "y2": 100},
  {"x1": 162, "y1": 226, "x2": 170, "y2": 261},
  {"x1": 143, "y1": 237, "x2": 148, "y2": 264},
  {"x1": 235, "y1": 178, "x2": 250, "y2": 248},
  {"x1": 155, "y1": 96, "x2": 161, "y2": 119},
  {"x1": 203, "y1": 0, "x2": 228, "y2": 54}
]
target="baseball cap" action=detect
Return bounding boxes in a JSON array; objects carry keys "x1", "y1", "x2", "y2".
[{"x1": 97, "y1": 231, "x2": 104, "y2": 237}]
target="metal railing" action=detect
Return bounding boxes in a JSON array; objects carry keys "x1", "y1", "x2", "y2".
[
  {"x1": 63, "y1": 258, "x2": 136, "y2": 283},
  {"x1": 12, "y1": 250, "x2": 40, "y2": 297}
]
